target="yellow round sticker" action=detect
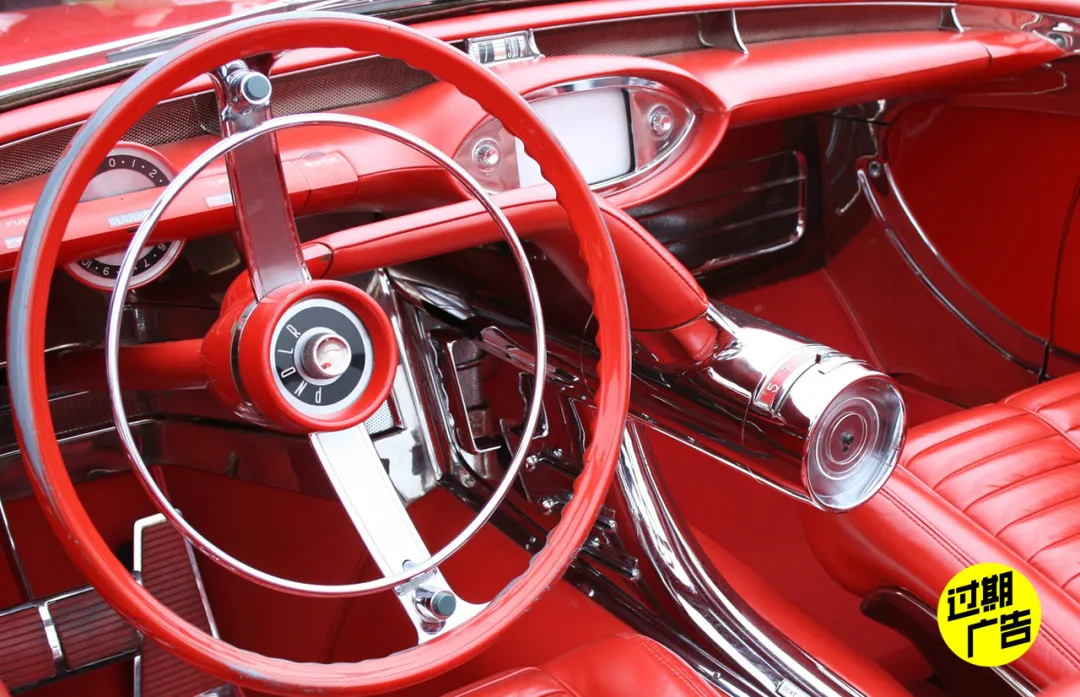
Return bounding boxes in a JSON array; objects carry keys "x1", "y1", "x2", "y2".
[{"x1": 937, "y1": 562, "x2": 1041, "y2": 667}]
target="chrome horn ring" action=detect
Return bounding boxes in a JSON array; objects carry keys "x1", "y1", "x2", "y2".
[{"x1": 104, "y1": 113, "x2": 548, "y2": 597}]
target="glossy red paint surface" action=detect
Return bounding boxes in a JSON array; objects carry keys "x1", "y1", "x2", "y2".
[
  {"x1": 0, "y1": 0, "x2": 276, "y2": 85},
  {"x1": 303, "y1": 185, "x2": 713, "y2": 333},
  {"x1": 0, "y1": 55, "x2": 725, "y2": 274},
  {"x1": 888, "y1": 101, "x2": 1080, "y2": 339},
  {"x1": 663, "y1": 29, "x2": 1060, "y2": 126},
  {"x1": 44, "y1": 339, "x2": 207, "y2": 393},
  {"x1": 10, "y1": 12, "x2": 631, "y2": 695},
  {"x1": 806, "y1": 373, "x2": 1080, "y2": 687}
]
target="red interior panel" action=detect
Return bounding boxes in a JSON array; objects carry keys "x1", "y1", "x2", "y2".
[{"x1": 888, "y1": 101, "x2": 1080, "y2": 339}]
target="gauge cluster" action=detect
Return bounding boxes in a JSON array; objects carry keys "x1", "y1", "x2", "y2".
[{"x1": 65, "y1": 143, "x2": 184, "y2": 291}]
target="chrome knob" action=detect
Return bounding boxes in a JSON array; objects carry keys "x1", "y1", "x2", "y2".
[
  {"x1": 415, "y1": 588, "x2": 457, "y2": 622},
  {"x1": 228, "y1": 70, "x2": 272, "y2": 109},
  {"x1": 648, "y1": 105, "x2": 674, "y2": 138},
  {"x1": 472, "y1": 138, "x2": 501, "y2": 174},
  {"x1": 300, "y1": 331, "x2": 352, "y2": 380}
]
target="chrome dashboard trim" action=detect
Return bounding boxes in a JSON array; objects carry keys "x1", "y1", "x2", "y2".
[
  {"x1": 455, "y1": 75, "x2": 699, "y2": 197},
  {"x1": 0, "y1": 2, "x2": 1041, "y2": 116}
]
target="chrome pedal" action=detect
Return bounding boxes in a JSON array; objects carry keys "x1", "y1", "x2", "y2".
[{"x1": 133, "y1": 514, "x2": 236, "y2": 697}]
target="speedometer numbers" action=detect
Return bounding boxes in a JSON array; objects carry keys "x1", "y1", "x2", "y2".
[{"x1": 65, "y1": 144, "x2": 184, "y2": 291}]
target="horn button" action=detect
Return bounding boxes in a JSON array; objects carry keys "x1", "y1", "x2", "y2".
[{"x1": 270, "y1": 297, "x2": 374, "y2": 414}]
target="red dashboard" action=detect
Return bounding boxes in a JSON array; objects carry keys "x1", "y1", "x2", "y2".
[{"x1": 0, "y1": 2, "x2": 1063, "y2": 288}]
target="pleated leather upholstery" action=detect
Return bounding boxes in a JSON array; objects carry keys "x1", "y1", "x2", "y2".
[{"x1": 805, "y1": 373, "x2": 1080, "y2": 687}]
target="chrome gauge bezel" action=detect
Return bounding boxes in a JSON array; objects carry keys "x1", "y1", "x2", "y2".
[{"x1": 65, "y1": 144, "x2": 184, "y2": 291}]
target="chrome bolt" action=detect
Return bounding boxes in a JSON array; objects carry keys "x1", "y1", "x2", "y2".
[
  {"x1": 648, "y1": 105, "x2": 675, "y2": 138},
  {"x1": 867, "y1": 161, "x2": 883, "y2": 178},
  {"x1": 472, "y1": 138, "x2": 501, "y2": 174}
]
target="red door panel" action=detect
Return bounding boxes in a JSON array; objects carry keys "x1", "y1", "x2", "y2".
[{"x1": 888, "y1": 101, "x2": 1080, "y2": 340}]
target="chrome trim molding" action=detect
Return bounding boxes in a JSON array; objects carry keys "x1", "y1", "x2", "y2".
[
  {"x1": 617, "y1": 422, "x2": 862, "y2": 697},
  {"x1": 860, "y1": 160, "x2": 1046, "y2": 372},
  {"x1": 0, "y1": 3, "x2": 1074, "y2": 115},
  {"x1": 465, "y1": 30, "x2": 543, "y2": 64},
  {"x1": 454, "y1": 75, "x2": 699, "y2": 197}
]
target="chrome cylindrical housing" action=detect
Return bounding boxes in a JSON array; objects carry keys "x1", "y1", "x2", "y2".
[{"x1": 651, "y1": 306, "x2": 906, "y2": 511}]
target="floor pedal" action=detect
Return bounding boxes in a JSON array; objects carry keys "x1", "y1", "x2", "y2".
[
  {"x1": 0, "y1": 585, "x2": 139, "y2": 690},
  {"x1": 134, "y1": 514, "x2": 237, "y2": 697}
]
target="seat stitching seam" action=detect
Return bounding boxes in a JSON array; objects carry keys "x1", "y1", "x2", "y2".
[
  {"x1": 995, "y1": 491, "x2": 1080, "y2": 539},
  {"x1": 1008, "y1": 403, "x2": 1080, "y2": 457},
  {"x1": 1009, "y1": 389, "x2": 1080, "y2": 414},
  {"x1": 1059, "y1": 569, "x2": 1080, "y2": 592},
  {"x1": 962, "y1": 458, "x2": 1080, "y2": 514},
  {"x1": 628, "y1": 634, "x2": 712, "y2": 697},
  {"x1": 891, "y1": 478, "x2": 1080, "y2": 670},
  {"x1": 1027, "y1": 527, "x2": 1080, "y2": 564},
  {"x1": 883, "y1": 488, "x2": 970, "y2": 568},
  {"x1": 932, "y1": 434, "x2": 1061, "y2": 492},
  {"x1": 905, "y1": 412, "x2": 1028, "y2": 476}
]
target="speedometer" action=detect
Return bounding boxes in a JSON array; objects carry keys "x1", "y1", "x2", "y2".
[{"x1": 66, "y1": 144, "x2": 184, "y2": 290}]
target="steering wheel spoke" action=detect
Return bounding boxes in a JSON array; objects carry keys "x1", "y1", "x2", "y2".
[
  {"x1": 310, "y1": 426, "x2": 483, "y2": 642},
  {"x1": 211, "y1": 59, "x2": 309, "y2": 300}
]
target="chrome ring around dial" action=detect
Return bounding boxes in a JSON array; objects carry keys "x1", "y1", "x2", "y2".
[{"x1": 66, "y1": 144, "x2": 184, "y2": 291}]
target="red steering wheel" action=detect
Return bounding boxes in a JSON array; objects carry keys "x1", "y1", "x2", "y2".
[{"x1": 7, "y1": 12, "x2": 631, "y2": 696}]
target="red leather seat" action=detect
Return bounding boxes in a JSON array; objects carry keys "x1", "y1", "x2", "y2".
[
  {"x1": 805, "y1": 373, "x2": 1080, "y2": 687},
  {"x1": 443, "y1": 633, "x2": 721, "y2": 696}
]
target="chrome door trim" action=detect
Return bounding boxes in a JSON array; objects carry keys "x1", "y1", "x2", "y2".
[{"x1": 859, "y1": 159, "x2": 1047, "y2": 372}]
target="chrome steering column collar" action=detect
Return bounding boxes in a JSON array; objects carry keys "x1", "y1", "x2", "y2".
[{"x1": 682, "y1": 307, "x2": 907, "y2": 512}]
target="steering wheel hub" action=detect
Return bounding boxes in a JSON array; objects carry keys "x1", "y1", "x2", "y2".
[
  {"x1": 272, "y1": 298, "x2": 369, "y2": 408},
  {"x1": 220, "y1": 279, "x2": 397, "y2": 433}
]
